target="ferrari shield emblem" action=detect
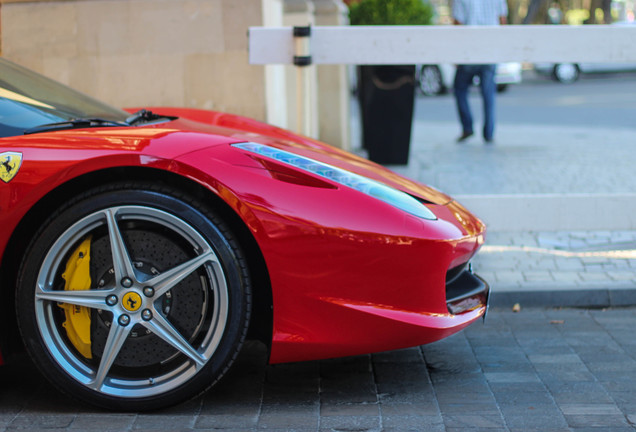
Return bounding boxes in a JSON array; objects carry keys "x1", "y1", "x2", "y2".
[{"x1": 0, "y1": 152, "x2": 22, "y2": 183}]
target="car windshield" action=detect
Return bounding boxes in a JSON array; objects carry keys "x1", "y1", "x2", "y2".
[{"x1": 0, "y1": 58, "x2": 129, "y2": 138}]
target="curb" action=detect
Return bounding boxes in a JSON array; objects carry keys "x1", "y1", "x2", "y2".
[
  {"x1": 455, "y1": 193, "x2": 636, "y2": 232},
  {"x1": 489, "y1": 285, "x2": 636, "y2": 308}
]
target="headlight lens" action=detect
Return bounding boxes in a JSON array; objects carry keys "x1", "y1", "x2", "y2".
[{"x1": 233, "y1": 142, "x2": 437, "y2": 220}]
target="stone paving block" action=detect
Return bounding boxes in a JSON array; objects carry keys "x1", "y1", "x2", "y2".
[
  {"x1": 133, "y1": 414, "x2": 196, "y2": 430},
  {"x1": 320, "y1": 389, "x2": 377, "y2": 406},
  {"x1": 560, "y1": 404, "x2": 623, "y2": 415},
  {"x1": 491, "y1": 270, "x2": 523, "y2": 284},
  {"x1": 605, "y1": 260, "x2": 633, "y2": 269},
  {"x1": 609, "y1": 392, "x2": 636, "y2": 411},
  {"x1": 195, "y1": 413, "x2": 258, "y2": 430},
  {"x1": 372, "y1": 348, "x2": 422, "y2": 364},
  {"x1": 564, "y1": 414, "x2": 631, "y2": 428},
  {"x1": 8, "y1": 415, "x2": 76, "y2": 430},
  {"x1": 607, "y1": 270, "x2": 636, "y2": 280},
  {"x1": 381, "y1": 414, "x2": 445, "y2": 430},
  {"x1": 551, "y1": 389, "x2": 615, "y2": 405},
  {"x1": 318, "y1": 414, "x2": 380, "y2": 431},
  {"x1": 379, "y1": 401, "x2": 439, "y2": 416},
  {"x1": 492, "y1": 390, "x2": 555, "y2": 407},
  {"x1": 527, "y1": 353, "x2": 583, "y2": 364},
  {"x1": 382, "y1": 425, "x2": 445, "y2": 432},
  {"x1": 434, "y1": 391, "x2": 496, "y2": 406},
  {"x1": 585, "y1": 360, "x2": 636, "y2": 373},
  {"x1": 602, "y1": 378, "x2": 636, "y2": 392},
  {"x1": 509, "y1": 234, "x2": 539, "y2": 247},
  {"x1": 474, "y1": 257, "x2": 519, "y2": 271},
  {"x1": 442, "y1": 413, "x2": 505, "y2": 429},
  {"x1": 580, "y1": 272, "x2": 612, "y2": 281},
  {"x1": 527, "y1": 258, "x2": 558, "y2": 270},
  {"x1": 532, "y1": 362, "x2": 590, "y2": 374},
  {"x1": 582, "y1": 257, "x2": 613, "y2": 266},
  {"x1": 258, "y1": 404, "x2": 320, "y2": 428},
  {"x1": 131, "y1": 429, "x2": 194, "y2": 432},
  {"x1": 553, "y1": 259, "x2": 585, "y2": 270},
  {"x1": 436, "y1": 402, "x2": 501, "y2": 416},
  {"x1": 479, "y1": 361, "x2": 537, "y2": 374},
  {"x1": 550, "y1": 271, "x2": 583, "y2": 283},
  {"x1": 484, "y1": 372, "x2": 542, "y2": 384},
  {"x1": 535, "y1": 370, "x2": 597, "y2": 384},
  {"x1": 499, "y1": 408, "x2": 569, "y2": 429},
  {"x1": 446, "y1": 428, "x2": 508, "y2": 432},
  {"x1": 320, "y1": 402, "x2": 380, "y2": 417},
  {"x1": 69, "y1": 414, "x2": 136, "y2": 430},
  {"x1": 523, "y1": 271, "x2": 555, "y2": 282}
]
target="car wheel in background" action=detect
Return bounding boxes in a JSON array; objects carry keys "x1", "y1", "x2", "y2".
[
  {"x1": 419, "y1": 65, "x2": 446, "y2": 96},
  {"x1": 552, "y1": 63, "x2": 580, "y2": 83},
  {"x1": 16, "y1": 182, "x2": 251, "y2": 410},
  {"x1": 496, "y1": 84, "x2": 508, "y2": 93}
]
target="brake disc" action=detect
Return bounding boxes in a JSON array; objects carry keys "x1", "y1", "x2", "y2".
[{"x1": 89, "y1": 228, "x2": 208, "y2": 368}]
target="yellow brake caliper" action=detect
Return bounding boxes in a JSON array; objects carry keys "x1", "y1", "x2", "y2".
[{"x1": 59, "y1": 236, "x2": 93, "y2": 359}]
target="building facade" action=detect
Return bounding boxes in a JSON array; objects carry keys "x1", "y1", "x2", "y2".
[{"x1": 0, "y1": 0, "x2": 350, "y2": 149}]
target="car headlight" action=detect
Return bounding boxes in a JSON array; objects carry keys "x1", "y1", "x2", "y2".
[{"x1": 233, "y1": 142, "x2": 437, "y2": 220}]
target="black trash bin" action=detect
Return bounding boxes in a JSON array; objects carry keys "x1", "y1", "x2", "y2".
[{"x1": 358, "y1": 65, "x2": 416, "y2": 165}]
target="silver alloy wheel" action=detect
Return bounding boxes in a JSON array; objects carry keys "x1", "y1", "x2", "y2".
[
  {"x1": 419, "y1": 65, "x2": 444, "y2": 96},
  {"x1": 553, "y1": 63, "x2": 580, "y2": 83},
  {"x1": 33, "y1": 205, "x2": 228, "y2": 398}
]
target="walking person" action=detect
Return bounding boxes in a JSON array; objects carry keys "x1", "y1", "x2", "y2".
[{"x1": 452, "y1": 0, "x2": 508, "y2": 144}]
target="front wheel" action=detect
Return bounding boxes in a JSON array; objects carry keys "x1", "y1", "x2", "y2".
[
  {"x1": 16, "y1": 183, "x2": 251, "y2": 410},
  {"x1": 552, "y1": 63, "x2": 580, "y2": 83},
  {"x1": 418, "y1": 65, "x2": 446, "y2": 96}
]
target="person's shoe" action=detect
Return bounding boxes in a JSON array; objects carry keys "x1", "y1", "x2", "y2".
[
  {"x1": 484, "y1": 137, "x2": 494, "y2": 144},
  {"x1": 456, "y1": 132, "x2": 473, "y2": 143}
]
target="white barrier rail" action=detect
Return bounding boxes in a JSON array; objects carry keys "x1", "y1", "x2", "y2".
[{"x1": 249, "y1": 25, "x2": 636, "y2": 65}]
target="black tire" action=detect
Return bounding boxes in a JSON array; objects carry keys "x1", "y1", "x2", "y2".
[
  {"x1": 418, "y1": 65, "x2": 446, "y2": 96},
  {"x1": 16, "y1": 182, "x2": 251, "y2": 410},
  {"x1": 496, "y1": 84, "x2": 508, "y2": 93},
  {"x1": 552, "y1": 63, "x2": 580, "y2": 83}
]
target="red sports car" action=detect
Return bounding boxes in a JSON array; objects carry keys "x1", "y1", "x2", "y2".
[{"x1": 0, "y1": 57, "x2": 488, "y2": 410}]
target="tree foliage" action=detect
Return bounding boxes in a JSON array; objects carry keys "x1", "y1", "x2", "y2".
[{"x1": 349, "y1": 0, "x2": 434, "y2": 26}]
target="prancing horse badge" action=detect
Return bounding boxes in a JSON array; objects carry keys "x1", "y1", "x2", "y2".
[{"x1": 0, "y1": 152, "x2": 23, "y2": 183}]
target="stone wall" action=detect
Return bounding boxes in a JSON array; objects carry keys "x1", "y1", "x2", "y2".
[
  {"x1": 0, "y1": 0, "x2": 267, "y2": 120},
  {"x1": 0, "y1": 0, "x2": 351, "y2": 149}
]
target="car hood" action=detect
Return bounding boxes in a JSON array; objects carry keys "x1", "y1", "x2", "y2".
[
  {"x1": 8, "y1": 109, "x2": 451, "y2": 207},
  {"x1": 152, "y1": 109, "x2": 453, "y2": 206}
]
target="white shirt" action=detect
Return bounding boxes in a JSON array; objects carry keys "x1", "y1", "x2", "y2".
[{"x1": 453, "y1": 0, "x2": 508, "y2": 25}]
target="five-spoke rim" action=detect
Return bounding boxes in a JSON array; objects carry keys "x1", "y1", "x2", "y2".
[{"x1": 34, "y1": 205, "x2": 229, "y2": 398}]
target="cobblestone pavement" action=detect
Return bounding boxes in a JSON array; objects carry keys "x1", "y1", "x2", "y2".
[
  {"x1": 2, "y1": 308, "x2": 636, "y2": 431},
  {"x1": 474, "y1": 230, "x2": 636, "y2": 308},
  {"x1": 390, "y1": 120, "x2": 636, "y2": 196}
]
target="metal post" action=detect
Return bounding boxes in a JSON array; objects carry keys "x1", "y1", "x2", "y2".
[{"x1": 293, "y1": 26, "x2": 312, "y2": 136}]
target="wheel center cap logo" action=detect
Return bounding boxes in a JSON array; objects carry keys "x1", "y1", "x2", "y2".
[{"x1": 122, "y1": 292, "x2": 142, "y2": 312}]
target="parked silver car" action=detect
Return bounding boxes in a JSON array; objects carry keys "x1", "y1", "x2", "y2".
[{"x1": 534, "y1": 21, "x2": 636, "y2": 83}]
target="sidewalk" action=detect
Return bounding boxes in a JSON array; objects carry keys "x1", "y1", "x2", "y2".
[
  {"x1": 352, "y1": 106, "x2": 636, "y2": 308},
  {"x1": 474, "y1": 230, "x2": 636, "y2": 308},
  {"x1": 6, "y1": 308, "x2": 636, "y2": 431}
]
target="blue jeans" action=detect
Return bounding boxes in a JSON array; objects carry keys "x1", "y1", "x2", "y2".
[{"x1": 453, "y1": 64, "x2": 497, "y2": 141}]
